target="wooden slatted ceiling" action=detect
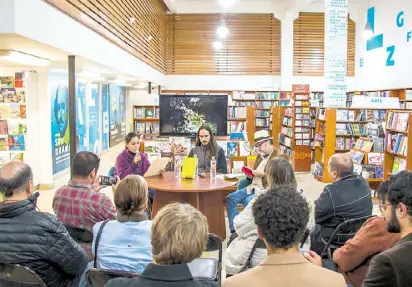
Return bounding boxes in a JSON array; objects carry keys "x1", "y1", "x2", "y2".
[
  {"x1": 293, "y1": 12, "x2": 356, "y2": 77},
  {"x1": 167, "y1": 14, "x2": 281, "y2": 75},
  {"x1": 44, "y1": 0, "x2": 167, "y2": 73}
]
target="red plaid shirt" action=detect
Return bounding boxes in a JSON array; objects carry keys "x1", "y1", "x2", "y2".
[{"x1": 53, "y1": 180, "x2": 116, "y2": 258}]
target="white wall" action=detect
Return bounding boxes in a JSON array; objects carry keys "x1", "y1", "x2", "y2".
[
  {"x1": 355, "y1": 0, "x2": 412, "y2": 90},
  {"x1": 0, "y1": 0, "x2": 15, "y2": 33}
]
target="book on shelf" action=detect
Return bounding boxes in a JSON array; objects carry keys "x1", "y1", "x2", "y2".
[
  {"x1": 284, "y1": 108, "x2": 293, "y2": 117},
  {"x1": 318, "y1": 109, "x2": 326, "y2": 120},
  {"x1": 282, "y1": 117, "x2": 293, "y2": 126},
  {"x1": 0, "y1": 120, "x2": 7, "y2": 135},
  {"x1": 8, "y1": 135, "x2": 25, "y2": 151},
  {"x1": 135, "y1": 107, "x2": 146, "y2": 118},
  {"x1": 406, "y1": 90, "x2": 412, "y2": 100},
  {"x1": 256, "y1": 110, "x2": 270, "y2": 117},
  {"x1": 155, "y1": 107, "x2": 160, "y2": 118},
  {"x1": 312, "y1": 162, "x2": 324, "y2": 176},
  {"x1": 227, "y1": 142, "x2": 239, "y2": 156},
  {"x1": 278, "y1": 134, "x2": 292, "y2": 147},
  {"x1": 349, "y1": 150, "x2": 365, "y2": 164},
  {"x1": 335, "y1": 137, "x2": 354, "y2": 150},
  {"x1": 145, "y1": 108, "x2": 155, "y2": 118},
  {"x1": 368, "y1": 153, "x2": 384, "y2": 165},
  {"x1": 256, "y1": 101, "x2": 274, "y2": 109},
  {"x1": 256, "y1": 92, "x2": 279, "y2": 100},
  {"x1": 281, "y1": 126, "x2": 293, "y2": 137},
  {"x1": 387, "y1": 112, "x2": 409, "y2": 131},
  {"x1": 392, "y1": 157, "x2": 407, "y2": 175},
  {"x1": 278, "y1": 144, "x2": 292, "y2": 158},
  {"x1": 229, "y1": 122, "x2": 245, "y2": 133},
  {"x1": 387, "y1": 134, "x2": 408, "y2": 156},
  {"x1": 280, "y1": 92, "x2": 292, "y2": 101},
  {"x1": 229, "y1": 106, "x2": 246, "y2": 118},
  {"x1": 353, "y1": 163, "x2": 362, "y2": 175},
  {"x1": 256, "y1": 118, "x2": 269, "y2": 127}
]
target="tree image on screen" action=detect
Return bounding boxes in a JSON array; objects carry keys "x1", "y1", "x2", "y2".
[{"x1": 160, "y1": 95, "x2": 227, "y2": 136}]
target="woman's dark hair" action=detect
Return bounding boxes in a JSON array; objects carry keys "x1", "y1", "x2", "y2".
[
  {"x1": 265, "y1": 157, "x2": 297, "y2": 189},
  {"x1": 124, "y1": 132, "x2": 139, "y2": 149},
  {"x1": 253, "y1": 185, "x2": 309, "y2": 249},
  {"x1": 195, "y1": 125, "x2": 217, "y2": 160}
]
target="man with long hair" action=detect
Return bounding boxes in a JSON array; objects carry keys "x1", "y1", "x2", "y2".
[{"x1": 188, "y1": 125, "x2": 227, "y2": 174}]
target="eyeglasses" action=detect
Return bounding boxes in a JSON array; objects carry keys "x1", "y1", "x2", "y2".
[{"x1": 378, "y1": 203, "x2": 392, "y2": 213}]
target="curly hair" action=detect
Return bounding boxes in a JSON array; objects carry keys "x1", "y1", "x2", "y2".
[
  {"x1": 377, "y1": 174, "x2": 398, "y2": 203},
  {"x1": 252, "y1": 185, "x2": 309, "y2": 249},
  {"x1": 386, "y1": 171, "x2": 412, "y2": 216}
]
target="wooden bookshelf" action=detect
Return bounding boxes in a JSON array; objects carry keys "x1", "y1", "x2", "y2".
[
  {"x1": 313, "y1": 108, "x2": 336, "y2": 183},
  {"x1": 383, "y1": 111, "x2": 412, "y2": 180},
  {"x1": 277, "y1": 85, "x2": 311, "y2": 172},
  {"x1": 246, "y1": 106, "x2": 256, "y2": 144},
  {"x1": 133, "y1": 105, "x2": 160, "y2": 136},
  {"x1": 312, "y1": 108, "x2": 387, "y2": 185},
  {"x1": 270, "y1": 106, "x2": 285, "y2": 149}
]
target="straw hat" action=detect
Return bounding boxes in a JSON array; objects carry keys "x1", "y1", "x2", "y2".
[{"x1": 253, "y1": 130, "x2": 272, "y2": 146}]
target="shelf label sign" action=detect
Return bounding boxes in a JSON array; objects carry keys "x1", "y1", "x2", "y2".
[{"x1": 352, "y1": 96, "x2": 400, "y2": 108}]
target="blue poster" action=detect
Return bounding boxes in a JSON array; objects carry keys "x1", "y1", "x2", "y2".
[
  {"x1": 51, "y1": 84, "x2": 70, "y2": 174},
  {"x1": 109, "y1": 84, "x2": 127, "y2": 147},
  {"x1": 77, "y1": 82, "x2": 87, "y2": 152},
  {"x1": 102, "y1": 84, "x2": 109, "y2": 151},
  {"x1": 89, "y1": 84, "x2": 100, "y2": 153}
]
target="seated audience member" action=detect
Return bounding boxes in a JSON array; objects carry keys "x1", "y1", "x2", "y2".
[
  {"x1": 226, "y1": 130, "x2": 287, "y2": 235},
  {"x1": 310, "y1": 154, "x2": 372, "y2": 254},
  {"x1": 79, "y1": 175, "x2": 152, "y2": 287},
  {"x1": 362, "y1": 170, "x2": 412, "y2": 287},
  {"x1": 106, "y1": 203, "x2": 217, "y2": 287},
  {"x1": 188, "y1": 125, "x2": 227, "y2": 174},
  {"x1": 226, "y1": 157, "x2": 314, "y2": 276},
  {"x1": 304, "y1": 177, "x2": 400, "y2": 287},
  {"x1": 223, "y1": 185, "x2": 346, "y2": 287},
  {"x1": 115, "y1": 132, "x2": 150, "y2": 179},
  {"x1": 53, "y1": 151, "x2": 116, "y2": 258},
  {"x1": 0, "y1": 162, "x2": 88, "y2": 287}
]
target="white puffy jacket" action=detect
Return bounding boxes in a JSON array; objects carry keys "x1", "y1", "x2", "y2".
[{"x1": 225, "y1": 189, "x2": 315, "y2": 275}]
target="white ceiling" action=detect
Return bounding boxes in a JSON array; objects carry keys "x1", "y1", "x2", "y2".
[{"x1": 0, "y1": 34, "x2": 144, "y2": 82}]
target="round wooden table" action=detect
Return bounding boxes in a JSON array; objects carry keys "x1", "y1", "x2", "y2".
[{"x1": 146, "y1": 171, "x2": 237, "y2": 240}]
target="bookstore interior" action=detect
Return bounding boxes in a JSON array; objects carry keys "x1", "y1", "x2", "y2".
[{"x1": 0, "y1": 0, "x2": 412, "y2": 201}]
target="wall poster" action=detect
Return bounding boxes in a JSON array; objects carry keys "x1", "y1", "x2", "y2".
[
  {"x1": 88, "y1": 84, "x2": 101, "y2": 154},
  {"x1": 109, "y1": 84, "x2": 126, "y2": 147}
]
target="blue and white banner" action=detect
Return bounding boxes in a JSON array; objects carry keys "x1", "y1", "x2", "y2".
[
  {"x1": 109, "y1": 84, "x2": 127, "y2": 147},
  {"x1": 324, "y1": 0, "x2": 348, "y2": 107},
  {"x1": 102, "y1": 84, "x2": 109, "y2": 151},
  {"x1": 88, "y1": 84, "x2": 101, "y2": 153}
]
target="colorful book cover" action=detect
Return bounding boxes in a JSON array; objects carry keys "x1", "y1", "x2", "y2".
[
  {"x1": 227, "y1": 142, "x2": 239, "y2": 156},
  {"x1": 17, "y1": 90, "x2": 25, "y2": 103},
  {"x1": 368, "y1": 153, "x2": 384, "y2": 165},
  {"x1": 375, "y1": 166, "x2": 384, "y2": 179},
  {"x1": 145, "y1": 109, "x2": 154, "y2": 118},
  {"x1": 0, "y1": 77, "x2": 15, "y2": 88},
  {"x1": 0, "y1": 105, "x2": 11, "y2": 119},
  {"x1": 0, "y1": 137, "x2": 7, "y2": 151},
  {"x1": 18, "y1": 123, "x2": 27, "y2": 135},
  {"x1": 144, "y1": 141, "x2": 158, "y2": 153},
  {"x1": 9, "y1": 152, "x2": 23, "y2": 162},
  {"x1": 20, "y1": 104, "x2": 26, "y2": 118},
  {"x1": 0, "y1": 120, "x2": 8, "y2": 135},
  {"x1": 10, "y1": 104, "x2": 20, "y2": 119},
  {"x1": 353, "y1": 163, "x2": 362, "y2": 175},
  {"x1": 135, "y1": 107, "x2": 145, "y2": 118},
  {"x1": 14, "y1": 73, "x2": 23, "y2": 88},
  {"x1": 8, "y1": 122, "x2": 19, "y2": 135},
  {"x1": 1, "y1": 88, "x2": 18, "y2": 103},
  {"x1": 8, "y1": 135, "x2": 25, "y2": 151}
]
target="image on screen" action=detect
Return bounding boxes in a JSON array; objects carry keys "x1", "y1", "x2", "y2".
[{"x1": 159, "y1": 95, "x2": 228, "y2": 136}]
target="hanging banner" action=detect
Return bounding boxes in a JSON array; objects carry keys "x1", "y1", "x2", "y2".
[
  {"x1": 77, "y1": 82, "x2": 87, "y2": 152},
  {"x1": 324, "y1": 0, "x2": 348, "y2": 107},
  {"x1": 88, "y1": 84, "x2": 101, "y2": 153},
  {"x1": 109, "y1": 84, "x2": 127, "y2": 147},
  {"x1": 50, "y1": 83, "x2": 70, "y2": 174},
  {"x1": 102, "y1": 84, "x2": 109, "y2": 151}
]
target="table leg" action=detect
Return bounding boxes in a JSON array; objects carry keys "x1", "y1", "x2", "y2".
[{"x1": 152, "y1": 190, "x2": 226, "y2": 240}]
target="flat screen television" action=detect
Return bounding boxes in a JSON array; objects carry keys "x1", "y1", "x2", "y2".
[{"x1": 159, "y1": 94, "x2": 228, "y2": 136}]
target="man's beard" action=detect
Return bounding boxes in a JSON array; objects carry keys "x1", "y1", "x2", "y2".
[
  {"x1": 387, "y1": 208, "x2": 401, "y2": 233},
  {"x1": 202, "y1": 141, "x2": 209, "y2": 146}
]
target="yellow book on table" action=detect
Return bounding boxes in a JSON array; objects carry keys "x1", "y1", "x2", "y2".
[{"x1": 181, "y1": 157, "x2": 197, "y2": 179}]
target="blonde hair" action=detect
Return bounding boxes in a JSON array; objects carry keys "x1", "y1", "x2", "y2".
[
  {"x1": 151, "y1": 203, "x2": 208, "y2": 265},
  {"x1": 114, "y1": 175, "x2": 148, "y2": 216}
]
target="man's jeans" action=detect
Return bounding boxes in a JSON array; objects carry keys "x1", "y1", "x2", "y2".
[{"x1": 226, "y1": 182, "x2": 255, "y2": 233}]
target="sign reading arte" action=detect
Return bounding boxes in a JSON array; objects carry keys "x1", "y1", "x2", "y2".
[{"x1": 352, "y1": 96, "x2": 400, "y2": 109}]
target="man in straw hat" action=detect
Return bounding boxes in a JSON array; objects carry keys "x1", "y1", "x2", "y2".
[{"x1": 226, "y1": 130, "x2": 287, "y2": 237}]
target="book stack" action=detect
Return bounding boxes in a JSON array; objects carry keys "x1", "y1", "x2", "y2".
[
  {"x1": 256, "y1": 92, "x2": 279, "y2": 100},
  {"x1": 387, "y1": 134, "x2": 408, "y2": 156}
]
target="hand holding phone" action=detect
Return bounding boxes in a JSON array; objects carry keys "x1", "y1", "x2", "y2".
[{"x1": 100, "y1": 175, "x2": 118, "y2": 186}]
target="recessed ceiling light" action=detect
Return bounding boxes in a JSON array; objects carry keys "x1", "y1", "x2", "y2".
[
  {"x1": 218, "y1": 0, "x2": 237, "y2": 8},
  {"x1": 217, "y1": 25, "x2": 229, "y2": 39},
  {"x1": 129, "y1": 17, "x2": 136, "y2": 24},
  {"x1": 213, "y1": 41, "x2": 224, "y2": 50}
]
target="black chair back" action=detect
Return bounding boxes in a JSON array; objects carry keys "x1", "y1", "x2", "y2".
[
  {"x1": 0, "y1": 263, "x2": 46, "y2": 287},
  {"x1": 65, "y1": 225, "x2": 93, "y2": 243},
  {"x1": 86, "y1": 268, "x2": 140, "y2": 287},
  {"x1": 322, "y1": 215, "x2": 375, "y2": 258}
]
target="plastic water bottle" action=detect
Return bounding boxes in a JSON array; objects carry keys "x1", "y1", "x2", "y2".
[
  {"x1": 194, "y1": 154, "x2": 199, "y2": 179},
  {"x1": 175, "y1": 156, "x2": 182, "y2": 179},
  {"x1": 210, "y1": 156, "x2": 217, "y2": 182}
]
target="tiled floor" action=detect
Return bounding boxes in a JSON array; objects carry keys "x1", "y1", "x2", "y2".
[{"x1": 36, "y1": 144, "x2": 327, "y2": 277}]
